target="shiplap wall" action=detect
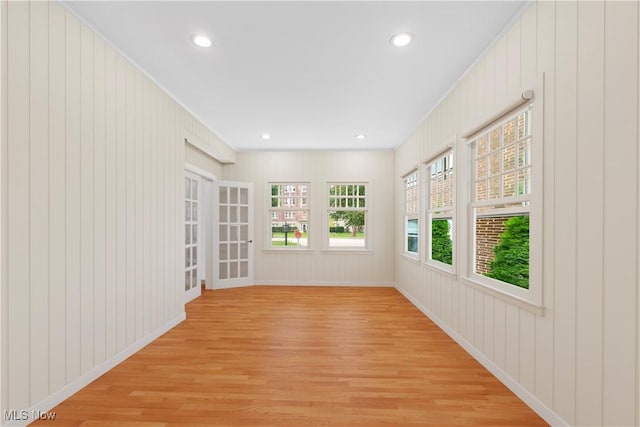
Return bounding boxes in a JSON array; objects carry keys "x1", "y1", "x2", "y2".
[
  {"x1": 395, "y1": 2, "x2": 639, "y2": 425},
  {"x1": 223, "y1": 151, "x2": 395, "y2": 285},
  {"x1": 0, "y1": 0, "x2": 231, "y2": 419}
]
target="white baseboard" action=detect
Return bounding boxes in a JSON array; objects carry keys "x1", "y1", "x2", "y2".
[
  {"x1": 211, "y1": 281, "x2": 254, "y2": 290},
  {"x1": 394, "y1": 286, "x2": 569, "y2": 427},
  {"x1": 255, "y1": 281, "x2": 395, "y2": 287},
  {"x1": 3, "y1": 313, "x2": 186, "y2": 426}
]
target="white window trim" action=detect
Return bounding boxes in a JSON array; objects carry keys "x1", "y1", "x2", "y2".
[
  {"x1": 462, "y1": 78, "x2": 544, "y2": 309},
  {"x1": 324, "y1": 182, "x2": 370, "y2": 252},
  {"x1": 403, "y1": 169, "x2": 420, "y2": 259},
  {"x1": 267, "y1": 182, "x2": 311, "y2": 251},
  {"x1": 423, "y1": 145, "x2": 456, "y2": 274}
]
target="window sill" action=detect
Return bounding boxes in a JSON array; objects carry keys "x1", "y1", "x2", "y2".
[
  {"x1": 263, "y1": 248, "x2": 315, "y2": 254},
  {"x1": 422, "y1": 262, "x2": 457, "y2": 279},
  {"x1": 460, "y1": 276, "x2": 544, "y2": 316},
  {"x1": 321, "y1": 249, "x2": 373, "y2": 255}
]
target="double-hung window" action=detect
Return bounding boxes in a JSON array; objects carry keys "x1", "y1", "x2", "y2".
[
  {"x1": 404, "y1": 171, "x2": 419, "y2": 255},
  {"x1": 269, "y1": 183, "x2": 310, "y2": 248},
  {"x1": 328, "y1": 183, "x2": 367, "y2": 249},
  {"x1": 468, "y1": 105, "x2": 535, "y2": 300},
  {"x1": 426, "y1": 152, "x2": 454, "y2": 270}
]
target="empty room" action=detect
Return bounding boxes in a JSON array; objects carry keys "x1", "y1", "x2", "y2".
[{"x1": 1, "y1": 0, "x2": 639, "y2": 426}]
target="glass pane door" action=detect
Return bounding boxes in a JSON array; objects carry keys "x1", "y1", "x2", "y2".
[
  {"x1": 185, "y1": 175, "x2": 199, "y2": 292},
  {"x1": 216, "y1": 181, "x2": 253, "y2": 288}
]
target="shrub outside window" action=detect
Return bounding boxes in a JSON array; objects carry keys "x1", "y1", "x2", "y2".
[
  {"x1": 426, "y1": 151, "x2": 454, "y2": 271},
  {"x1": 269, "y1": 183, "x2": 309, "y2": 248}
]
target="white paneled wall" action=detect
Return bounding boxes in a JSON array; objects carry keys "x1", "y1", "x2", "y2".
[
  {"x1": 223, "y1": 151, "x2": 395, "y2": 286},
  {"x1": 0, "y1": 0, "x2": 231, "y2": 420},
  {"x1": 394, "y1": 2, "x2": 638, "y2": 426}
]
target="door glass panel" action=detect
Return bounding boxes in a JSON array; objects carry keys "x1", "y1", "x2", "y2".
[
  {"x1": 219, "y1": 225, "x2": 228, "y2": 242},
  {"x1": 192, "y1": 224, "x2": 198, "y2": 244},
  {"x1": 192, "y1": 180, "x2": 198, "y2": 200},
  {"x1": 240, "y1": 188, "x2": 248, "y2": 204},
  {"x1": 192, "y1": 247, "x2": 197, "y2": 266},
  {"x1": 185, "y1": 225, "x2": 191, "y2": 245},
  {"x1": 192, "y1": 203, "x2": 198, "y2": 221},
  {"x1": 219, "y1": 206, "x2": 228, "y2": 222},
  {"x1": 185, "y1": 270, "x2": 190, "y2": 291},
  {"x1": 240, "y1": 242, "x2": 248, "y2": 259},
  {"x1": 240, "y1": 225, "x2": 248, "y2": 241},
  {"x1": 240, "y1": 261, "x2": 248, "y2": 278},
  {"x1": 185, "y1": 248, "x2": 190, "y2": 268},
  {"x1": 230, "y1": 262, "x2": 238, "y2": 278},
  {"x1": 230, "y1": 243, "x2": 238, "y2": 260},
  {"x1": 240, "y1": 206, "x2": 248, "y2": 223},
  {"x1": 230, "y1": 188, "x2": 238, "y2": 204},
  {"x1": 219, "y1": 262, "x2": 227, "y2": 279},
  {"x1": 219, "y1": 243, "x2": 228, "y2": 261},
  {"x1": 230, "y1": 225, "x2": 238, "y2": 241},
  {"x1": 229, "y1": 206, "x2": 237, "y2": 223},
  {"x1": 219, "y1": 187, "x2": 228, "y2": 204},
  {"x1": 192, "y1": 269, "x2": 198, "y2": 289},
  {"x1": 185, "y1": 201, "x2": 191, "y2": 221},
  {"x1": 185, "y1": 178, "x2": 190, "y2": 197}
]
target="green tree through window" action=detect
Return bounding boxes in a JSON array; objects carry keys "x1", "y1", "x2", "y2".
[{"x1": 330, "y1": 211, "x2": 365, "y2": 237}]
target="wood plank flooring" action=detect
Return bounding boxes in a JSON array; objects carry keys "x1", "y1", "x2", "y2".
[{"x1": 33, "y1": 286, "x2": 547, "y2": 426}]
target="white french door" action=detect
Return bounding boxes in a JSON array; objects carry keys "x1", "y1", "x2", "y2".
[
  {"x1": 215, "y1": 181, "x2": 254, "y2": 288},
  {"x1": 184, "y1": 172, "x2": 202, "y2": 302}
]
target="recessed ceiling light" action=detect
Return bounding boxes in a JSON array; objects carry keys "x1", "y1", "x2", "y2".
[
  {"x1": 355, "y1": 134, "x2": 367, "y2": 140},
  {"x1": 261, "y1": 133, "x2": 271, "y2": 140},
  {"x1": 192, "y1": 34, "x2": 212, "y2": 48},
  {"x1": 390, "y1": 32, "x2": 413, "y2": 47}
]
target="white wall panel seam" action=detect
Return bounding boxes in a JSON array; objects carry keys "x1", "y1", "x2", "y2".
[
  {"x1": 573, "y1": 3, "x2": 580, "y2": 423},
  {"x1": 27, "y1": 0, "x2": 33, "y2": 405},
  {"x1": 636, "y1": 3, "x2": 640, "y2": 424}
]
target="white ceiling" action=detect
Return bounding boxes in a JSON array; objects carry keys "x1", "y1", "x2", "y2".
[{"x1": 63, "y1": 1, "x2": 527, "y2": 151}]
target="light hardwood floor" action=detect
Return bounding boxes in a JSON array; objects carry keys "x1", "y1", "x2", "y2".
[{"x1": 33, "y1": 286, "x2": 547, "y2": 426}]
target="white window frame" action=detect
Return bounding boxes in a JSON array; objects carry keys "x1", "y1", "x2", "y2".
[
  {"x1": 268, "y1": 182, "x2": 310, "y2": 250},
  {"x1": 424, "y1": 149, "x2": 455, "y2": 273},
  {"x1": 464, "y1": 88, "x2": 543, "y2": 308},
  {"x1": 325, "y1": 182, "x2": 369, "y2": 251},
  {"x1": 403, "y1": 170, "x2": 419, "y2": 258}
]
